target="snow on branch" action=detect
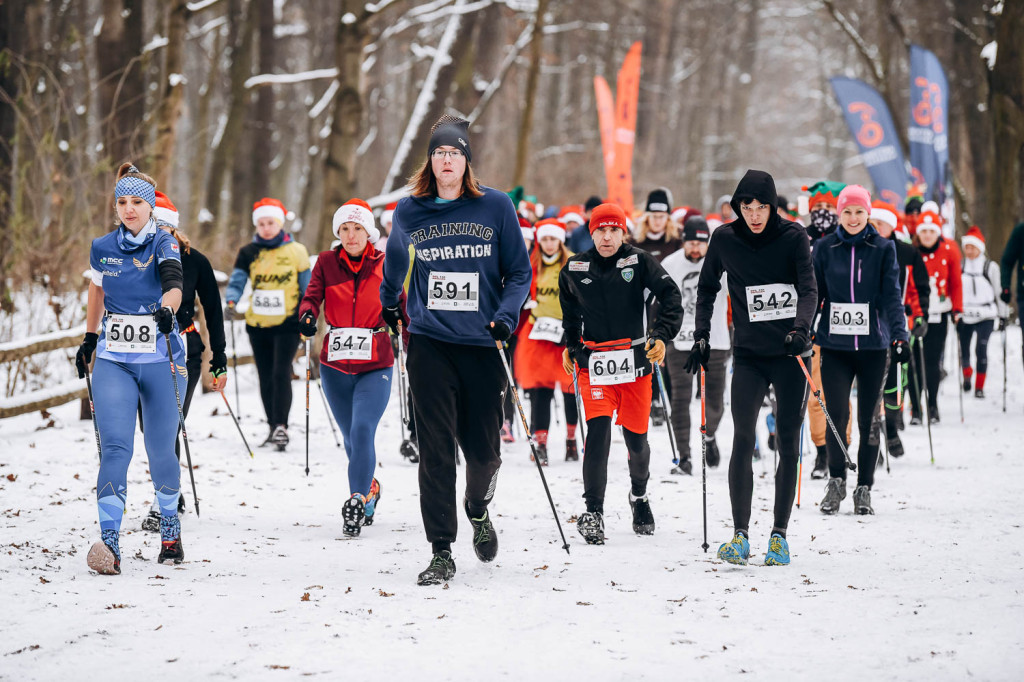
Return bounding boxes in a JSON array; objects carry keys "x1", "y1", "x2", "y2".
[
  {"x1": 821, "y1": 0, "x2": 884, "y2": 84},
  {"x1": 245, "y1": 68, "x2": 339, "y2": 89},
  {"x1": 543, "y1": 20, "x2": 610, "y2": 35},
  {"x1": 309, "y1": 80, "x2": 339, "y2": 119},
  {"x1": 467, "y1": 20, "x2": 534, "y2": 124},
  {"x1": 186, "y1": 0, "x2": 223, "y2": 12},
  {"x1": 378, "y1": 0, "x2": 492, "y2": 42}
]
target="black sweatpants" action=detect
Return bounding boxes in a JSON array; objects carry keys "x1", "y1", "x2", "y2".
[
  {"x1": 247, "y1": 323, "x2": 301, "y2": 428},
  {"x1": 407, "y1": 334, "x2": 506, "y2": 552},
  {"x1": 959, "y1": 319, "x2": 995, "y2": 376},
  {"x1": 664, "y1": 346, "x2": 729, "y2": 462},
  {"x1": 908, "y1": 313, "x2": 947, "y2": 414},
  {"x1": 728, "y1": 352, "x2": 805, "y2": 535},
  {"x1": 582, "y1": 417, "x2": 650, "y2": 513},
  {"x1": 820, "y1": 348, "x2": 889, "y2": 488},
  {"x1": 527, "y1": 387, "x2": 578, "y2": 433}
]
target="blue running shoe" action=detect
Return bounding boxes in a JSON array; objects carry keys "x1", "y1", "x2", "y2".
[
  {"x1": 717, "y1": 533, "x2": 750, "y2": 565},
  {"x1": 764, "y1": 533, "x2": 790, "y2": 566}
]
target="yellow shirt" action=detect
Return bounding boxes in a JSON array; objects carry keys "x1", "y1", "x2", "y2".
[
  {"x1": 533, "y1": 257, "x2": 564, "y2": 321},
  {"x1": 244, "y1": 240, "x2": 311, "y2": 327}
]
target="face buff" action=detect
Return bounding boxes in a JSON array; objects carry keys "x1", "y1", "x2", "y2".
[{"x1": 808, "y1": 208, "x2": 838, "y2": 241}]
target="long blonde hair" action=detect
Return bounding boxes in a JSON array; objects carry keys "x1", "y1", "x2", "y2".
[{"x1": 633, "y1": 211, "x2": 679, "y2": 242}]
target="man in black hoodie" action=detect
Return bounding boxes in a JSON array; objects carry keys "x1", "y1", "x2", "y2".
[{"x1": 684, "y1": 170, "x2": 817, "y2": 566}]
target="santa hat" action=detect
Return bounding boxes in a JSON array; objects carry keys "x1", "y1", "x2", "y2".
[
  {"x1": 154, "y1": 191, "x2": 179, "y2": 228},
  {"x1": 519, "y1": 216, "x2": 534, "y2": 242},
  {"x1": 534, "y1": 218, "x2": 566, "y2": 243},
  {"x1": 961, "y1": 225, "x2": 986, "y2": 253},
  {"x1": 916, "y1": 206, "x2": 943, "y2": 234},
  {"x1": 869, "y1": 200, "x2": 898, "y2": 229},
  {"x1": 252, "y1": 197, "x2": 286, "y2": 227},
  {"x1": 380, "y1": 201, "x2": 397, "y2": 228},
  {"x1": 589, "y1": 203, "x2": 628, "y2": 234},
  {"x1": 671, "y1": 206, "x2": 689, "y2": 224},
  {"x1": 559, "y1": 211, "x2": 585, "y2": 226},
  {"x1": 332, "y1": 198, "x2": 379, "y2": 242}
]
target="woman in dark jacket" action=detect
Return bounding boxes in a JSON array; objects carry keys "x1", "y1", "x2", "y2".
[
  {"x1": 812, "y1": 185, "x2": 909, "y2": 516},
  {"x1": 299, "y1": 199, "x2": 393, "y2": 537}
]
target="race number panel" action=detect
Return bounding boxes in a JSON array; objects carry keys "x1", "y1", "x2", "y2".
[
  {"x1": 589, "y1": 349, "x2": 635, "y2": 386},
  {"x1": 528, "y1": 316, "x2": 563, "y2": 343},
  {"x1": 327, "y1": 327, "x2": 374, "y2": 361},
  {"x1": 251, "y1": 289, "x2": 286, "y2": 317},
  {"x1": 105, "y1": 314, "x2": 157, "y2": 354},
  {"x1": 745, "y1": 283, "x2": 797, "y2": 322},
  {"x1": 829, "y1": 302, "x2": 870, "y2": 335},
  {"x1": 427, "y1": 271, "x2": 479, "y2": 311}
]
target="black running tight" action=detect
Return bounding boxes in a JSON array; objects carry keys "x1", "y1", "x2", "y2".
[
  {"x1": 527, "y1": 387, "x2": 578, "y2": 433},
  {"x1": 819, "y1": 348, "x2": 888, "y2": 488},
  {"x1": 582, "y1": 417, "x2": 650, "y2": 512}
]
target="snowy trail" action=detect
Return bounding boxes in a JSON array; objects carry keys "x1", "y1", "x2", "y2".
[{"x1": 2, "y1": 329, "x2": 1023, "y2": 680}]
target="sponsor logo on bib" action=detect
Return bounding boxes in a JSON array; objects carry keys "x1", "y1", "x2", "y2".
[
  {"x1": 100, "y1": 257, "x2": 123, "y2": 266},
  {"x1": 616, "y1": 255, "x2": 639, "y2": 268},
  {"x1": 569, "y1": 261, "x2": 590, "y2": 272}
]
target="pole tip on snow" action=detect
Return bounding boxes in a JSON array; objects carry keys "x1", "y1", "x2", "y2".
[
  {"x1": 563, "y1": 543, "x2": 571, "y2": 555},
  {"x1": 701, "y1": 543, "x2": 709, "y2": 553}
]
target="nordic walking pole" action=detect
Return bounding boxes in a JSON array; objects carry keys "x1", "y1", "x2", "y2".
[
  {"x1": 653, "y1": 362, "x2": 680, "y2": 467},
  {"x1": 304, "y1": 337, "x2": 311, "y2": 476},
  {"x1": 797, "y1": 381, "x2": 810, "y2": 509},
  {"x1": 394, "y1": 324, "x2": 419, "y2": 462},
  {"x1": 84, "y1": 368, "x2": 102, "y2": 463},
  {"x1": 1002, "y1": 326, "x2": 1008, "y2": 413},
  {"x1": 164, "y1": 334, "x2": 200, "y2": 516},
  {"x1": 218, "y1": 389, "x2": 253, "y2": 458},
  {"x1": 953, "y1": 318, "x2": 964, "y2": 423},
  {"x1": 699, "y1": 365, "x2": 709, "y2": 553},
  {"x1": 795, "y1": 353, "x2": 856, "y2": 471},
  {"x1": 908, "y1": 335, "x2": 923, "y2": 418},
  {"x1": 495, "y1": 338, "x2": 570, "y2": 554},
  {"x1": 230, "y1": 319, "x2": 241, "y2": 419},
  {"x1": 917, "y1": 338, "x2": 935, "y2": 464},
  {"x1": 316, "y1": 379, "x2": 342, "y2": 448},
  {"x1": 570, "y1": 364, "x2": 587, "y2": 452}
]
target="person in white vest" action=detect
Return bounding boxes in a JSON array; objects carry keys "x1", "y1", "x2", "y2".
[{"x1": 958, "y1": 225, "x2": 1009, "y2": 398}]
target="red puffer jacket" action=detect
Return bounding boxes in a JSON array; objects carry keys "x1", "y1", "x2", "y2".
[{"x1": 300, "y1": 245, "x2": 395, "y2": 374}]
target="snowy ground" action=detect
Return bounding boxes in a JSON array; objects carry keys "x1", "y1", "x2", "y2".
[{"x1": 2, "y1": 326, "x2": 1023, "y2": 681}]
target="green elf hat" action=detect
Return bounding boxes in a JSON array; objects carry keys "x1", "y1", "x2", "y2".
[{"x1": 801, "y1": 180, "x2": 847, "y2": 208}]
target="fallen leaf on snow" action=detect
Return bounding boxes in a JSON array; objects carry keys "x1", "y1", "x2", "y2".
[
  {"x1": 6, "y1": 474, "x2": 16, "y2": 482},
  {"x1": 378, "y1": 590, "x2": 393, "y2": 597},
  {"x1": 750, "y1": 587, "x2": 758, "y2": 592},
  {"x1": 39, "y1": 577, "x2": 49, "y2": 584},
  {"x1": 301, "y1": 592, "x2": 310, "y2": 602},
  {"x1": 268, "y1": 665, "x2": 290, "y2": 670},
  {"x1": 105, "y1": 603, "x2": 130, "y2": 609},
  {"x1": 576, "y1": 601, "x2": 592, "y2": 606}
]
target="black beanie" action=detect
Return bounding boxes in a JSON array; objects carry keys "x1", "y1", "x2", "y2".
[
  {"x1": 905, "y1": 196, "x2": 923, "y2": 214},
  {"x1": 645, "y1": 188, "x2": 672, "y2": 213},
  {"x1": 584, "y1": 195, "x2": 603, "y2": 212},
  {"x1": 682, "y1": 216, "x2": 710, "y2": 243},
  {"x1": 428, "y1": 114, "x2": 471, "y2": 162}
]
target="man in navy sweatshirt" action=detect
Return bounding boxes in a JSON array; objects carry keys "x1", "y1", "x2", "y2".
[{"x1": 380, "y1": 115, "x2": 532, "y2": 586}]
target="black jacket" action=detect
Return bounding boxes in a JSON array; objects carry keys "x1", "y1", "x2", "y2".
[
  {"x1": 1001, "y1": 221, "x2": 1024, "y2": 300},
  {"x1": 177, "y1": 246, "x2": 227, "y2": 368},
  {"x1": 695, "y1": 170, "x2": 817, "y2": 356},
  {"x1": 559, "y1": 242, "x2": 682, "y2": 376},
  {"x1": 891, "y1": 236, "x2": 930, "y2": 320}
]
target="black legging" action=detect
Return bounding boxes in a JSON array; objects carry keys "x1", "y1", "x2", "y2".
[
  {"x1": 527, "y1": 387, "x2": 578, "y2": 433},
  {"x1": 958, "y1": 319, "x2": 995, "y2": 378},
  {"x1": 908, "y1": 313, "x2": 948, "y2": 414},
  {"x1": 728, "y1": 353, "x2": 805, "y2": 536},
  {"x1": 247, "y1": 323, "x2": 301, "y2": 428},
  {"x1": 582, "y1": 416, "x2": 650, "y2": 513},
  {"x1": 820, "y1": 348, "x2": 889, "y2": 488}
]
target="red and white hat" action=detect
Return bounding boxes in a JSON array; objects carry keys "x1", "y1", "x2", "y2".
[
  {"x1": 154, "y1": 191, "x2": 179, "y2": 228},
  {"x1": 252, "y1": 197, "x2": 286, "y2": 227},
  {"x1": 333, "y1": 198, "x2": 379, "y2": 242},
  {"x1": 916, "y1": 206, "x2": 943, "y2": 235},
  {"x1": 961, "y1": 225, "x2": 986, "y2": 253},
  {"x1": 869, "y1": 200, "x2": 898, "y2": 229},
  {"x1": 519, "y1": 216, "x2": 534, "y2": 242},
  {"x1": 534, "y1": 218, "x2": 566, "y2": 243},
  {"x1": 558, "y1": 211, "x2": 585, "y2": 227},
  {"x1": 380, "y1": 201, "x2": 397, "y2": 229}
]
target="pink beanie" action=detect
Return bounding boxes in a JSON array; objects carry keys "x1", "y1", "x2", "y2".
[{"x1": 836, "y1": 184, "x2": 872, "y2": 215}]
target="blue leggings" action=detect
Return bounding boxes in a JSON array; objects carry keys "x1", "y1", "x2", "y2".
[
  {"x1": 93, "y1": 358, "x2": 183, "y2": 532},
  {"x1": 320, "y1": 364, "x2": 392, "y2": 497}
]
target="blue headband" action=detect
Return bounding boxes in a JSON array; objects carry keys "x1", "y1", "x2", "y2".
[{"x1": 115, "y1": 175, "x2": 156, "y2": 209}]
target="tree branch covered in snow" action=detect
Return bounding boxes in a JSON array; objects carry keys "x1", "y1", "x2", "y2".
[
  {"x1": 466, "y1": 21, "x2": 534, "y2": 124},
  {"x1": 244, "y1": 68, "x2": 339, "y2": 89},
  {"x1": 186, "y1": 0, "x2": 224, "y2": 12},
  {"x1": 821, "y1": 0, "x2": 883, "y2": 84}
]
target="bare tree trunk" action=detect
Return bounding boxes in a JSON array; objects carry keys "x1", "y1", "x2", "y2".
[
  {"x1": 96, "y1": 0, "x2": 146, "y2": 165},
  {"x1": 251, "y1": 0, "x2": 275, "y2": 197},
  {"x1": 151, "y1": 0, "x2": 188, "y2": 189},
  {"x1": 0, "y1": 0, "x2": 20, "y2": 311},
  {"x1": 987, "y1": 0, "x2": 1024, "y2": 261},
  {"x1": 317, "y1": 2, "x2": 366, "y2": 252},
  {"x1": 512, "y1": 0, "x2": 547, "y2": 187}
]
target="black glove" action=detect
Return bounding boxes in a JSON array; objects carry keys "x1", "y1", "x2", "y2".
[
  {"x1": 382, "y1": 304, "x2": 405, "y2": 334},
  {"x1": 486, "y1": 321, "x2": 511, "y2": 342},
  {"x1": 210, "y1": 351, "x2": 228, "y2": 378},
  {"x1": 891, "y1": 338, "x2": 911, "y2": 364},
  {"x1": 298, "y1": 311, "x2": 317, "y2": 337},
  {"x1": 75, "y1": 332, "x2": 99, "y2": 379},
  {"x1": 912, "y1": 317, "x2": 927, "y2": 339},
  {"x1": 154, "y1": 306, "x2": 175, "y2": 335},
  {"x1": 683, "y1": 338, "x2": 710, "y2": 375},
  {"x1": 783, "y1": 328, "x2": 811, "y2": 357},
  {"x1": 999, "y1": 317, "x2": 1008, "y2": 332},
  {"x1": 224, "y1": 303, "x2": 236, "y2": 320},
  {"x1": 1001, "y1": 288, "x2": 1012, "y2": 304}
]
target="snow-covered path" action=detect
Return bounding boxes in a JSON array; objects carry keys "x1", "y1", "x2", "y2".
[{"x1": 2, "y1": 328, "x2": 1023, "y2": 680}]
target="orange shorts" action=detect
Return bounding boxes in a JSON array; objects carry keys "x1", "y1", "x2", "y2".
[{"x1": 577, "y1": 370, "x2": 652, "y2": 434}]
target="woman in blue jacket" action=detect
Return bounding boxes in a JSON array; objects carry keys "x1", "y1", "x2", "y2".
[{"x1": 812, "y1": 185, "x2": 910, "y2": 516}]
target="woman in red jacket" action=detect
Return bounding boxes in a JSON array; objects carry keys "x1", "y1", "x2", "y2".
[
  {"x1": 910, "y1": 205, "x2": 962, "y2": 424},
  {"x1": 299, "y1": 199, "x2": 393, "y2": 536}
]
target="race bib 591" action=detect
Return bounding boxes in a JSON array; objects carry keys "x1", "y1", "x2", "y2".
[{"x1": 427, "y1": 271, "x2": 479, "y2": 311}]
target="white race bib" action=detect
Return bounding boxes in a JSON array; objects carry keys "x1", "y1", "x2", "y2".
[
  {"x1": 673, "y1": 319, "x2": 696, "y2": 349},
  {"x1": 105, "y1": 314, "x2": 157, "y2": 354},
  {"x1": 589, "y1": 349, "x2": 635, "y2": 385},
  {"x1": 327, "y1": 327, "x2": 374, "y2": 361},
  {"x1": 528, "y1": 317, "x2": 563, "y2": 343},
  {"x1": 251, "y1": 289, "x2": 286, "y2": 317},
  {"x1": 746, "y1": 283, "x2": 798, "y2": 322},
  {"x1": 829, "y1": 302, "x2": 870, "y2": 335},
  {"x1": 427, "y1": 271, "x2": 479, "y2": 311}
]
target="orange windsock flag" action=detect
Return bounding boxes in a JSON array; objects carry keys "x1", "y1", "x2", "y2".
[
  {"x1": 593, "y1": 75, "x2": 616, "y2": 197},
  {"x1": 611, "y1": 42, "x2": 642, "y2": 215}
]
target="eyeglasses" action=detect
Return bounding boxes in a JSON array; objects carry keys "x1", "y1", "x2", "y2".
[
  {"x1": 739, "y1": 203, "x2": 770, "y2": 213},
  {"x1": 431, "y1": 149, "x2": 465, "y2": 159}
]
